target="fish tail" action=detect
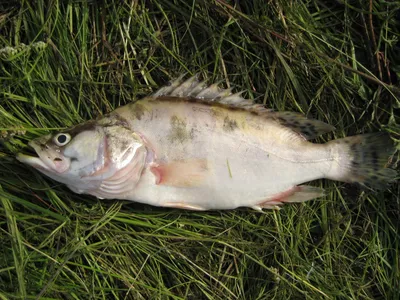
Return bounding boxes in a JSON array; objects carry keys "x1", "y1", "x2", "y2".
[{"x1": 326, "y1": 132, "x2": 397, "y2": 189}]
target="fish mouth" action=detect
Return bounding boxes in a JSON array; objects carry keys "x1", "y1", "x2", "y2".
[{"x1": 16, "y1": 142, "x2": 51, "y2": 171}]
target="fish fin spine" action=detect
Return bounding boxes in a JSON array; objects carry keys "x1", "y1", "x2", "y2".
[
  {"x1": 153, "y1": 74, "x2": 252, "y2": 107},
  {"x1": 153, "y1": 75, "x2": 334, "y2": 139}
]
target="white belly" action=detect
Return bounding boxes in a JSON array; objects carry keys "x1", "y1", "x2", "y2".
[{"x1": 128, "y1": 134, "x2": 332, "y2": 210}]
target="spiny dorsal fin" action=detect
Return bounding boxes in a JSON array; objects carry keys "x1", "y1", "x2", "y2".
[
  {"x1": 152, "y1": 75, "x2": 335, "y2": 139},
  {"x1": 152, "y1": 74, "x2": 252, "y2": 106}
]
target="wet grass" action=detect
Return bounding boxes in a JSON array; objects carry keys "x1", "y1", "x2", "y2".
[{"x1": 0, "y1": 0, "x2": 399, "y2": 299}]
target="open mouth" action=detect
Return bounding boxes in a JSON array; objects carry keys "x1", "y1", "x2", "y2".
[
  {"x1": 19, "y1": 146, "x2": 40, "y2": 158},
  {"x1": 16, "y1": 143, "x2": 50, "y2": 171}
]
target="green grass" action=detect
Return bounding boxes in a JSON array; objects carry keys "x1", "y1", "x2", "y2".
[{"x1": 0, "y1": 0, "x2": 399, "y2": 299}]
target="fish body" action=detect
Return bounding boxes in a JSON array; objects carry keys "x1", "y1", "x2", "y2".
[{"x1": 17, "y1": 76, "x2": 397, "y2": 210}]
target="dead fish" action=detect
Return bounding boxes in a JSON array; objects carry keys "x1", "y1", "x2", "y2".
[{"x1": 17, "y1": 75, "x2": 397, "y2": 210}]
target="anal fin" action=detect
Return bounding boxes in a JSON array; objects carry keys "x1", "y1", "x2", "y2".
[{"x1": 254, "y1": 185, "x2": 325, "y2": 210}]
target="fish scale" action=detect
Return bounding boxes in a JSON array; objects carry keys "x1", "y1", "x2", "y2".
[{"x1": 17, "y1": 75, "x2": 397, "y2": 210}]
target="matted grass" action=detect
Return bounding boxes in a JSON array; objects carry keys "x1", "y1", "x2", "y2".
[{"x1": 0, "y1": 1, "x2": 399, "y2": 299}]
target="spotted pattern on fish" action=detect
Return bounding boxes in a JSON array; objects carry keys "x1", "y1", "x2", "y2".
[
  {"x1": 130, "y1": 103, "x2": 148, "y2": 120},
  {"x1": 152, "y1": 75, "x2": 335, "y2": 140},
  {"x1": 16, "y1": 74, "x2": 397, "y2": 212},
  {"x1": 328, "y1": 133, "x2": 396, "y2": 189},
  {"x1": 223, "y1": 116, "x2": 239, "y2": 132},
  {"x1": 168, "y1": 115, "x2": 194, "y2": 144}
]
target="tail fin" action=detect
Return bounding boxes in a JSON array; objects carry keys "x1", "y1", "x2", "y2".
[{"x1": 327, "y1": 133, "x2": 397, "y2": 189}]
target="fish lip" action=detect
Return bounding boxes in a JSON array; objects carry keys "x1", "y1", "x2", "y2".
[
  {"x1": 16, "y1": 141, "x2": 52, "y2": 172},
  {"x1": 16, "y1": 152, "x2": 51, "y2": 171}
]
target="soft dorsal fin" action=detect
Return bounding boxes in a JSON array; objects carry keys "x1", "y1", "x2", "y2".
[
  {"x1": 266, "y1": 111, "x2": 335, "y2": 140},
  {"x1": 152, "y1": 75, "x2": 335, "y2": 139}
]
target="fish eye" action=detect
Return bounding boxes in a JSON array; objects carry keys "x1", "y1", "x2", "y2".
[{"x1": 54, "y1": 133, "x2": 71, "y2": 146}]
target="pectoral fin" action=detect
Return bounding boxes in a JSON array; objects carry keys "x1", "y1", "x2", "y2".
[{"x1": 150, "y1": 159, "x2": 209, "y2": 187}]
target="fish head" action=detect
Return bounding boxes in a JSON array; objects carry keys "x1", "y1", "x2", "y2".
[
  {"x1": 17, "y1": 119, "x2": 149, "y2": 196},
  {"x1": 17, "y1": 122, "x2": 109, "y2": 185}
]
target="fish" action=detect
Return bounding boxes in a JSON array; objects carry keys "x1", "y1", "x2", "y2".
[{"x1": 16, "y1": 75, "x2": 397, "y2": 210}]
